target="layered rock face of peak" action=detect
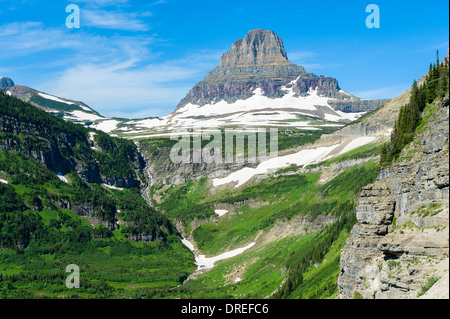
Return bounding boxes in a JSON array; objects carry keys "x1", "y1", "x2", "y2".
[
  {"x1": 176, "y1": 29, "x2": 353, "y2": 110},
  {"x1": 218, "y1": 29, "x2": 293, "y2": 68}
]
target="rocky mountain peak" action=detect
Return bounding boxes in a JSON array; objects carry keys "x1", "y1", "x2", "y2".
[
  {"x1": 219, "y1": 29, "x2": 292, "y2": 68},
  {"x1": 176, "y1": 29, "x2": 310, "y2": 109},
  {"x1": 174, "y1": 29, "x2": 388, "y2": 115},
  {"x1": 0, "y1": 77, "x2": 15, "y2": 89}
]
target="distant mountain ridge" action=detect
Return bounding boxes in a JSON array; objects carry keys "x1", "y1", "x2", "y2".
[{"x1": 0, "y1": 77, "x2": 103, "y2": 124}]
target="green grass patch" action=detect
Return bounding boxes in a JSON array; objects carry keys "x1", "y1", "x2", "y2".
[{"x1": 417, "y1": 276, "x2": 440, "y2": 297}]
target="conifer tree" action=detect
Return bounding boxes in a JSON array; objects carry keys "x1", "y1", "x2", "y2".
[
  {"x1": 380, "y1": 51, "x2": 449, "y2": 167},
  {"x1": 438, "y1": 55, "x2": 449, "y2": 98}
]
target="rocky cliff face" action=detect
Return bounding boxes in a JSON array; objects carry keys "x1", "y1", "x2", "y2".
[
  {"x1": 338, "y1": 96, "x2": 449, "y2": 299},
  {"x1": 328, "y1": 99, "x2": 391, "y2": 114},
  {"x1": 176, "y1": 29, "x2": 384, "y2": 110},
  {"x1": 139, "y1": 141, "x2": 246, "y2": 185}
]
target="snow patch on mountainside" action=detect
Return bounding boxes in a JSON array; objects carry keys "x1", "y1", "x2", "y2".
[
  {"x1": 92, "y1": 120, "x2": 121, "y2": 133},
  {"x1": 63, "y1": 110, "x2": 103, "y2": 122},
  {"x1": 325, "y1": 110, "x2": 365, "y2": 122},
  {"x1": 38, "y1": 92, "x2": 75, "y2": 105},
  {"x1": 57, "y1": 173, "x2": 69, "y2": 184},
  {"x1": 88, "y1": 132, "x2": 97, "y2": 142},
  {"x1": 167, "y1": 88, "x2": 365, "y2": 129},
  {"x1": 213, "y1": 143, "x2": 342, "y2": 188},
  {"x1": 177, "y1": 88, "x2": 325, "y2": 117},
  {"x1": 133, "y1": 118, "x2": 168, "y2": 128},
  {"x1": 102, "y1": 184, "x2": 124, "y2": 191},
  {"x1": 213, "y1": 135, "x2": 377, "y2": 189},
  {"x1": 79, "y1": 105, "x2": 93, "y2": 112},
  {"x1": 338, "y1": 136, "x2": 376, "y2": 155},
  {"x1": 215, "y1": 209, "x2": 229, "y2": 217}
]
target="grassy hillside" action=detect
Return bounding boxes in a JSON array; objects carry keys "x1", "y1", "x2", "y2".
[
  {"x1": 147, "y1": 141, "x2": 380, "y2": 299},
  {"x1": 153, "y1": 152, "x2": 379, "y2": 256}
]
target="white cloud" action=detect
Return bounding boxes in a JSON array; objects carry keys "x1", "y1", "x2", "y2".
[
  {"x1": 0, "y1": 21, "x2": 156, "y2": 61},
  {"x1": 287, "y1": 49, "x2": 342, "y2": 71},
  {"x1": 39, "y1": 51, "x2": 221, "y2": 118},
  {"x1": 82, "y1": 9, "x2": 151, "y2": 31},
  {"x1": 353, "y1": 83, "x2": 410, "y2": 100},
  {"x1": 287, "y1": 50, "x2": 316, "y2": 62},
  {"x1": 150, "y1": 0, "x2": 166, "y2": 5},
  {"x1": 0, "y1": 19, "x2": 220, "y2": 118},
  {"x1": 74, "y1": 0, "x2": 130, "y2": 6},
  {"x1": 1, "y1": 22, "x2": 85, "y2": 57},
  {"x1": 0, "y1": 22, "x2": 82, "y2": 57}
]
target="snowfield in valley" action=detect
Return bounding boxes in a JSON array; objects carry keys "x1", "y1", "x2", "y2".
[{"x1": 181, "y1": 238, "x2": 256, "y2": 270}]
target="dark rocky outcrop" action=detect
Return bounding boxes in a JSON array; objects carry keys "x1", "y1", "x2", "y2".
[{"x1": 328, "y1": 99, "x2": 391, "y2": 113}]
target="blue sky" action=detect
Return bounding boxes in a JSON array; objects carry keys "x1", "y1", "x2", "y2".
[{"x1": 0, "y1": 0, "x2": 448, "y2": 118}]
